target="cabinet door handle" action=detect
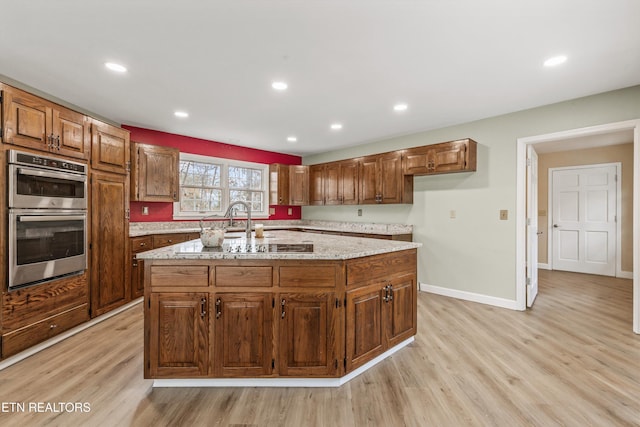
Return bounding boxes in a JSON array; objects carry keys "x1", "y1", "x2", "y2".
[
  {"x1": 383, "y1": 285, "x2": 390, "y2": 302},
  {"x1": 388, "y1": 284, "x2": 394, "y2": 302},
  {"x1": 200, "y1": 298, "x2": 207, "y2": 319},
  {"x1": 281, "y1": 299, "x2": 286, "y2": 318},
  {"x1": 215, "y1": 298, "x2": 221, "y2": 319},
  {"x1": 56, "y1": 135, "x2": 61, "y2": 150}
]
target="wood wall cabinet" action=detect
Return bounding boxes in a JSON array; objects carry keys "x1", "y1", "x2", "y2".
[
  {"x1": 269, "y1": 163, "x2": 290, "y2": 205},
  {"x1": 404, "y1": 138, "x2": 477, "y2": 175},
  {"x1": 90, "y1": 171, "x2": 130, "y2": 317},
  {"x1": 309, "y1": 164, "x2": 325, "y2": 205},
  {"x1": 359, "y1": 152, "x2": 413, "y2": 204},
  {"x1": 148, "y1": 292, "x2": 210, "y2": 378},
  {"x1": 324, "y1": 160, "x2": 359, "y2": 205},
  {"x1": 1, "y1": 84, "x2": 90, "y2": 160},
  {"x1": 288, "y1": 165, "x2": 309, "y2": 206},
  {"x1": 90, "y1": 119, "x2": 130, "y2": 175},
  {"x1": 304, "y1": 138, "x2": 477, "y2": 207},
  {"x1": 270, "y1": 164, "x2": 309, "y2": 206},
  {"x1": 130, "y1": 142, "x2": 179, "y2": 202}
]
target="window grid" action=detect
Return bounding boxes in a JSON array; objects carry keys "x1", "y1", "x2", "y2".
[{"x1": 174, "y1": 154, "x2": 268, "y2": 219}]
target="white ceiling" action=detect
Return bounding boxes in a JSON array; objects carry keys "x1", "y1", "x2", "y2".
[{"x1": 1, "y1": 0, "x2": 639, "y2": 156}]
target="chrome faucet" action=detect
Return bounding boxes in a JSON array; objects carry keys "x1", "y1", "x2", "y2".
[{"x1": 224, "y1": 201, "x2": 252, "y2": 238}]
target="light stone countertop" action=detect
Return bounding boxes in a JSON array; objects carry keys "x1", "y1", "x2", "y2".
[
  {"x1": 136, "y1": 230, "x2": 421, "y2": 261},
  {"x1": 129, "y1": 220, "x2": 413, "y2": 237}
]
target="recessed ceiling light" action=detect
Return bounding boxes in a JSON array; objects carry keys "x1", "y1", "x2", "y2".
[
  {"x1": 287, "y1": 136, "x2": 297, "y2": 143},
  {"x1": 543, "y1": 55, "x2": 567, "y2": 67},
  {"x1": 174, "y1": 111, "x2": 189, "y2": 118},
  {"x1": 330, "y1": 123, "x2": 343, "y2": 130},
  {"x1": 104, "y1": 62, "x2": 127, "y2": 73},
  {"x1": 393, "y1": 103, "x2": 408, "y2": 112},
  {"x1": 272, "y1": 81, "x2": 288, "y2": 91}
]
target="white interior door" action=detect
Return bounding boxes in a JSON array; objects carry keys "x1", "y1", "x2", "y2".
[
  {"x1": 551, "y1": 165, "x2": 617, "y2": 276},
  {"x1": 526, "y1": 146, "x2": 539, "y2": 307}
]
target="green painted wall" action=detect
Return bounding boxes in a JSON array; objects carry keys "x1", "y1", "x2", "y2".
[{"x1": 303, "y1": 85, "x2": 640, "y2": 301}]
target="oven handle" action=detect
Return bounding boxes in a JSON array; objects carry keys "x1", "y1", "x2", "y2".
[
  {"x1": 18, "y1": 215, "x2": 86, "y2": 222},
  {"x1": 17, "y1": 167, "x2": 87, "y2": 183}
]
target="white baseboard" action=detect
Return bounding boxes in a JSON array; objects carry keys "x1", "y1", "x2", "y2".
[
  {"x1": 618, "y1": 270, "x2": 633, "y2": 279},
  {"x1": 0, "y1": 298, "x2": 143, "y2": 371},
  {"x1": 537, "y1": 263, "x2": 551, "y2": 270},
  {"x1": 419, "y1": 283, "x2": 519, "y2": 310},
  {"x1": 153, "y1": 336, "x2": 415, "y2": 388}
]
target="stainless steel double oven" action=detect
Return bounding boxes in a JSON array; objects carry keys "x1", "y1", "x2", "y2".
[{"x1": 8, "y1": 150, "x2": 88, "y2": 290}]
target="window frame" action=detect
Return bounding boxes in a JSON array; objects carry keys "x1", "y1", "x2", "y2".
[{"x1": 173, "y1": 152, "x2": 270, "y2": 220}]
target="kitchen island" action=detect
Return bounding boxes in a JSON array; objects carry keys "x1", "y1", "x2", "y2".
[{"x1": 138, "y1": 230, "x2": 420, "y2": 387}]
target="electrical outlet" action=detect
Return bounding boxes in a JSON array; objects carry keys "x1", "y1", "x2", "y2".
[
  {"x1": 269, "y1": 207, "x2": 275, "y2": 215},
  {"x1": 449, "y1": 210, "x2": 456, "y2": 219},
  {"x1": 287, "y1": 208, "x2": 292, "y2": 215},
  {"x1": 357, "y1": 209, "x2": 362, "y2": 217},
  {"x1": 500, "y1": 210, "x2": 508, "y2": 220},
  {"x1": 142, "y1": 206, "x2": 149, "y2": 215}
]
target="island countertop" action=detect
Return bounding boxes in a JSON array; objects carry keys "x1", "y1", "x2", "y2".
[{"x1": 136, "y1": 229, "x2": 421, "y2": 261}]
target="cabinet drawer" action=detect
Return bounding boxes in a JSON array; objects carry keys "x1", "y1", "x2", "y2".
[
  {"x1": 216, "y1": 266, "x2": 273, "y2": 287},
  {"x1": 150, "y1": 265, "x2": 210, "y2": 288},
  {"x1": 279, "y1": 265, "x2": 338, "y2": 288},
  {"x1": 347, "y1": 250, "x2": 416, "y2": 287},
  {"x1": 131, "y1": 236, "x2": 154, "y2": 254},
  {"x1": 152, "y1": 233, "x2": 191, "y2": 248},
  {"x1": 1, "y1": 304, "x2": 89, "y2": 358}
]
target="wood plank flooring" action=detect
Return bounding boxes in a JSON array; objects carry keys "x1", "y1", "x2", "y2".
[{"x1": 0, "y1": 270, "x2": 638, "y2": 426}]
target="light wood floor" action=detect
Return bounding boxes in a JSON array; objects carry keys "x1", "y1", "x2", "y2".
[{"x1": 0, "y1": 270, "x2": 638, "y2": 427}]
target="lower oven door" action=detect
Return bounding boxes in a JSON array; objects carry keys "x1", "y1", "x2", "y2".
[{"x1": 9, "y1": 209, "x2": 87, "y2": 290}]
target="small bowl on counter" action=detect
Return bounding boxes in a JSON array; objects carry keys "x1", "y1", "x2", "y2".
[{"x1": 200, "y1": 228, "x2": 225, "y2": 247}]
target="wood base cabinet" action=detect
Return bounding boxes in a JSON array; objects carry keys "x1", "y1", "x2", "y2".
[
  {"x1": 148, "y1": 292, "x2": 209, "y2": 378},
  {"x1": 1, "y1": 272, "x2": 89, "y2": 358},
  {"x1": 345, "y1": 251, "x2": 417, "y2": 371},
  {"x1": 214, "y1": 293, "x2": 273, "y2": 377},
  {"x1": 144, "y1": 249, "x2": 416, "y2": 380},
  {"x1": 278, "y1": 292, "x2": 340, "y2": 377}
]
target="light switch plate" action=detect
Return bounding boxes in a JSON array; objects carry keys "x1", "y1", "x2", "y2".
[{"x1": 500, "y1": 210, "x2": 508, "y2": 220}]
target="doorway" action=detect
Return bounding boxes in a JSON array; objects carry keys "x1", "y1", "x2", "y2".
[{"x1": 515, "y1": 119, "x2": 640, "y2": 334}]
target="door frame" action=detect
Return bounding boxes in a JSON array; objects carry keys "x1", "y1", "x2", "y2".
[
  {"x1": 515, "y1": 119, "x2": 640, "y2": 334},
  {"x1": 547, "y1": 163, "x2": 623, "y2": 277}
]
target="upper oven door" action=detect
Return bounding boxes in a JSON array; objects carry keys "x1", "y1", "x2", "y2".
[{"x1": 9, "y1": 164, "x2": 87, "y2": 209}]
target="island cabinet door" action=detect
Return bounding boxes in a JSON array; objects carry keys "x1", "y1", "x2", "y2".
[
  {"x1": 213, "y1": 293, "x2": 274, "y2": 377},
  {"x1": 278, "y1": 292, "x2": 340, "y2": 377},
  {"x1": 384, "y1": 273, "x2": 417, "y2": 348},
  {"x1": 345, "y1": 283, "x2": 385, "y2": 372},
  {"x1": 148, "y1": 293, "x2": 209, "y2": 378}
]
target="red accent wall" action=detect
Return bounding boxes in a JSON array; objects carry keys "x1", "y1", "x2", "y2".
[{"x1": 123, "y1": 126, "x2": 302, "y2": 222}]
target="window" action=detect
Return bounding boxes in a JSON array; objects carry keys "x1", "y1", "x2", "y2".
[{"x1": 174, "y1": 153, "x2": 269, "y2": 219}]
